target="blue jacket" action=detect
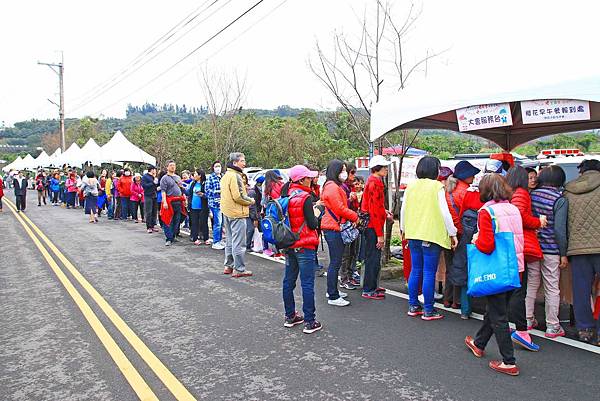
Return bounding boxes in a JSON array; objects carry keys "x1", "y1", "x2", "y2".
[{"x1": 50, "y1": 178, "x2": 60, "y2": 192}]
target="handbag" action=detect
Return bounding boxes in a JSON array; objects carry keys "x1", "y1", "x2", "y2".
[
  {"x1": 252, "y1": 227, "x2": 263, "y2": 253},
  {"x1": 466, "y1": 207, "x2": 521, "y2": 297},
  {"x1": 326, "y1": 208, "x2": 360, "y2": 244}
]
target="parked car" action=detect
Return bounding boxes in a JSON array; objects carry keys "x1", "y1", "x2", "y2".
[
  {"x1": 249, "y1": 168, "x2": 290, "y2": 187},
  {"x1": 520, "y1": 155, "x2": 600, "y2": 183}
]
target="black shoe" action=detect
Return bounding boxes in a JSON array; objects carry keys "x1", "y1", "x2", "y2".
[
  {"x1": 284, "y1": 312, "x2": 304, "y2": 328},
  {"x1": 303, "y1": 320, "x2": 322, "y2": 334},
  {"x1": 422, "y1": 309, "x2": 444, "y2": 321},
  {"x1": 578, "y1": 328, "x2": 598, "y2": 344},
  {"x1": 407, "y1": 305, "x2": 424, "y2": 317}
]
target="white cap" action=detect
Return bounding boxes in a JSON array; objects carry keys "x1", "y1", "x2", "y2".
[{"x1": 368, "y1": 155, "x2": 392, "y2": 169}]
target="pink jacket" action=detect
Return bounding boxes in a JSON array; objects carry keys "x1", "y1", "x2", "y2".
[
  {"x1": 482, "y1": 200, "x2": 525, "y2": 273},
  {"x1": 130, "y1": 182, "x2": 144, "y2": 202}
]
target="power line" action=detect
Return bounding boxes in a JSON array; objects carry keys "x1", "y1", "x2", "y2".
[
  {"x1": 146, "y1": 0, "x2": 289, "y2": 100},
  {"x1": 69, "y1": 0, "x2": 217, "y2": 107},
  {"x1": 89, "y1": 0, "x2": 268, "y2": 117},
  {"x1": 69, "y1": 0, "x2": 223, "y2": 113}
]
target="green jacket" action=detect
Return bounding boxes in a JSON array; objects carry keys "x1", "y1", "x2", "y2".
[{"x1": 564, "y1": 170, "x2": 600, "y2": 256}]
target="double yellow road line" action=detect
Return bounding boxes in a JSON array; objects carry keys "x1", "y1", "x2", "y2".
[{"x1": 5, "y1": 198, "x2": 196, "y2": 401}]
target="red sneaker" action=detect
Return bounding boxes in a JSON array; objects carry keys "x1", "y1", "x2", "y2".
[
  {"x1": 231, "y1": 270, "x2": 253, "y2": 278},
  {"x1": 223, "y1": 267, "x2": 233, "y2": 275},
  {"x1": 362, "y1": 292, "x2": 384, "y2": 300},
  {"x1": 375, "y1": 287, "x2": 386, "y2": 294},
  {"x1": 489, "y1": 360, "x2": 519, "y2": 376},
  {"x1": 464, "y1": 336, "x2": 484, "y2": 358}
]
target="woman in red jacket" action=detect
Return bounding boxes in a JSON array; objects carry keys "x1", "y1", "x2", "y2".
[
  {"x1": 506, "y1": 166, "x2": 547, "y2": 352},
  {"x1": 321, "y1": 159, "x2": 359, "y2": 307},
  {"x1": 117, "y1": 168, "x2": 133, "y2": 220}
]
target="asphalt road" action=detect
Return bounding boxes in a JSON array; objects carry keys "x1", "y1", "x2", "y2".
[{"x1": 1, "y1": 192, "x2": 599, "y2": 401}]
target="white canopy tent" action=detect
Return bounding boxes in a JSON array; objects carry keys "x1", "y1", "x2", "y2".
[
  {"x1": 33, "y1": 151, "x2": 51, "y2": 169},
  {"x1": 16, "y1": 154, "x2": 36, "y2": 171},
  {"x1": 370, "y1": 76, "x2": 600, "y2": 150},
  {"x1": 99, "y1": 131, "x2": 156, "y2": 166},
  {"x1": 48, "y1": 148, "x2": 62, "y2": 167},
  {"x1": 77, "y1": 138, "x2": 103, "y2": 166},
  {"x1": 2, "y1": 155, "x2": 23, "y2": 172},
  {"x1": 56, "y1": 143, "x2": 83, "y2": 167}
]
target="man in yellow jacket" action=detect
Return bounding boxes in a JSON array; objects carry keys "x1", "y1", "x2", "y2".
[{"x1": 221, "y1": 152, "x2": 255, "y2": 277}]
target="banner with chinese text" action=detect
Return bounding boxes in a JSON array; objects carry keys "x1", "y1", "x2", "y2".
[
  {"x1": 520, "y1": 99, "x2": 590, "y2": 124},
  {"x1": 456, "y1": 103, "x2": 513, "y2": 132}
]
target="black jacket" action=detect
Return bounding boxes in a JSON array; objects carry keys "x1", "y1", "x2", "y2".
[
  {"x1": 141, "y1": 173, "x2": 157, "y2": 197},
  {"x1": 13, "y1": 177, "x2": 28, "y2": 196},
  {"x1": 449, "y1": 209, "x2": 478, "y2": 287}
]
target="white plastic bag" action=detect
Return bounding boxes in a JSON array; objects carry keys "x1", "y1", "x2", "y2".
[{"x1": 252, "y1": 228, "x2": 263, "y2": 253}]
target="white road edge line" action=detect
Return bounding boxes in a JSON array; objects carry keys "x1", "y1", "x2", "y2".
[{"x1": 183, "y1": 230, "x2": 600, "y2": 354}]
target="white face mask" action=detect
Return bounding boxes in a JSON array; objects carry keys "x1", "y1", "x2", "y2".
[
  {"x1": 214, "y1": 167, "x2": 222, "y2": 175},
  {"x1": 339, "y1": 171, "x2": 348, "y2": 182},
  {"x1": 125, "y1": 172, "x2": 131, "y2": 176}
]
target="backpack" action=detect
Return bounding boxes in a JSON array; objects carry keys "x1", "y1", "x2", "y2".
[
  {"x1": 261, "y1": 190, "x2": 304, "y2": 249},
  {"x1": 448, "y1": 208, "x2": 479, "y2": 287}
]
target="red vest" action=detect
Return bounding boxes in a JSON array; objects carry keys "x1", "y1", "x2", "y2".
[{"x1": 288, "y1": 184, "x2": 320, "y2": 250}]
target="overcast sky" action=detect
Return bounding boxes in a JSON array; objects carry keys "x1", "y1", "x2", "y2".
[{"x1": 1, "y1": 0, "x2": 599, "y2": 125}]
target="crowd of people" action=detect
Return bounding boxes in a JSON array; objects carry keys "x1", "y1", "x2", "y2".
[
  {"x1": 403, "y1": 156, "x2": 600, "y2": 376},
  {"x1": 2, "y1": 153, "x2": 600, "y2": 376}
]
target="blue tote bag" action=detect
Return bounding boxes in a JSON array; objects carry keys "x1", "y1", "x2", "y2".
[{"x1": 466, "y1": 207, "x2": 521, "y2": 297}]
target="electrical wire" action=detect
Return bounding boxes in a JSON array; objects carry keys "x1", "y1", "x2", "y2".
[
  {"x1": 68, "y1": 0, "x2": 224, "y2": 113},
  {"x1": 145, "y1": 0, "x2": 288, "y2": 101},
  {"x1": 89, "y1": 0, "x2": 268, "y2": 117}
]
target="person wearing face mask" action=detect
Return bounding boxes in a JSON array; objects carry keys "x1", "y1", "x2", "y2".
[
  {"x1": 13, "y1": 171, "x2": 28, "y2": 212},
  {"x1": 117, "y1": 168, "x2": 133, "y2": 220},
  {"x1": 321, "y1": 159, "x2": 359, "y2": 307},
  {"x1": 282, "y1": 165, "x2": 323, "y2": 334},
  {"x1": 206, "y1": 161, "x2": 224, "y2": 249}
]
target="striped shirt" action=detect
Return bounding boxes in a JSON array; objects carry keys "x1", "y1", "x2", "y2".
[{"x1": 531, "y1": 186, "x2": 562, "y2": 255}]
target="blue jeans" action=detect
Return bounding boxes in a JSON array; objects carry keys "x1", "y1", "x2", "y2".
[
  {"x1": 210, "y1": 207, "x2": 222, "y2": 243},
  {"x1": 107, "y1": 197, "x2": 114, "y2": 219},
  {"x1": 120, "y1": 197, "x2": 129, "y2": 220},
  {"x1": 283, "y1": 248, "x2": 317, "y2": 323},
  {"x1": 66, "y1": 191, "x2": 76, "y2": 207},
  {"x1": 408, "y1": 240, "x2": 442, "y2": 313},
  {"x1": 363, "y1": 228, "x2": 381, "y2": 294},
  {"x1": 324, "y1": 230, "x2": 345, "y2": 300},
  {"x1": 162, "y1": 201, "x2": 182, "y2": 242},
  {"x1": 571, "y1": 254, "x2": 600, "y2": 330},
  {"x1": 460, "y1": 286, "x2": 472, "y2": 316}
]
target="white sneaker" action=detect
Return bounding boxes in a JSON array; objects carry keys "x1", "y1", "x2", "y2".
[
  {"x1": 418, "y1": 294, "x2": 425, "y2": 304},
  {"x1": 326, "y1": 291, "x2": 348, "y2": 299},
  {"x1": 434, "y1": 292, "x2": 443, "y2": 301},
  {"x1": 328, "y1": 297, "x2": 350, "y2": 307},
  {"x1": 211, "y1": 242, "x2": 225, "y2": 250}
]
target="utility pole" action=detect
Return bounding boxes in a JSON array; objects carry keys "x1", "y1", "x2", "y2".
[{"x1": 38, "y1": 52, "x2": 65, "y2": 151}]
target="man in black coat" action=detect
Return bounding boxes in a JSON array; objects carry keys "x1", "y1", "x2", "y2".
[
  {"x1": 141, "y1": 166, "x2": 159, "y2": 233},
  {"x1": 13, "y1": 171, "x2": 28, "y2": 212}
]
